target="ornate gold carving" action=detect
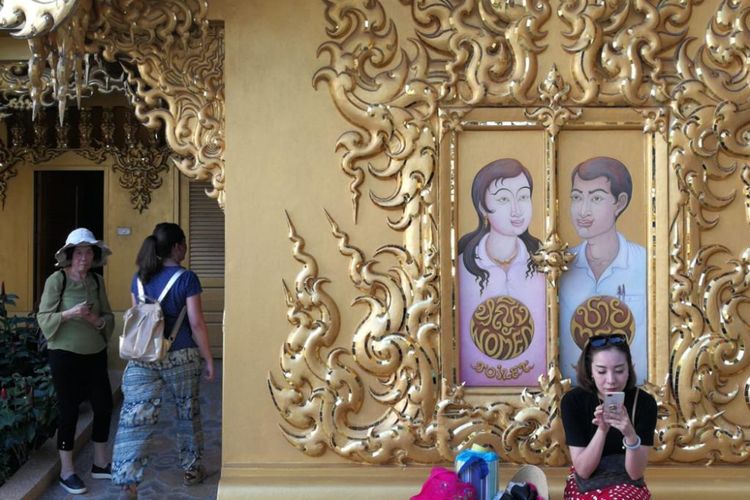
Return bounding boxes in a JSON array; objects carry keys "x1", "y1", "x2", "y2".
[
  {"x1": 0, "y1": 1, "x2": 225, "y2": 208},
  {"x1": 0, "y1": 107, "x2": 170, "y2": 211},
  {"x1": 0, "y1": 142, "x2": 23, "y2": 207},
  {"x1": 666, "y1": 0, "x2": 750, "y2": 463},
  {"x1": 271, "y1": 211, "x2": 442, "y2": 464},
  {"x1": 470, "y1": 296, "x2": 534, "y2": 360},
  {"x1": 638, "y1": 107, "x2": 668, "y2": 137},
  {"x1": 405, "y1": 0, "x2": 551, "y2": 105},
  {"x1": 111, "y1": 116, "x2": 172, "y2": 213},
  {"x1": 558, "y1": 0, "x2": 698, "y2": 105},
  {"x1": 0, "y1": 55, "x2": 127, "y2": 118},
  {"x1": 531, "y1": 233, "x2": 574, "y2": 289},
  {"x1": 525, "y1": 65, "x2": 582, "y2": 137},
  {"x1": 272, "y1": 0, "x2": 750, "y2": 467},
  {"x1": 435, "y1": 365, "x2": 570, "y2": 465},
  {"x1": 0, "y1": 1, "x2": 79, "y2": 37},
  {"x1": 89, "y1": 5, "x2": 225, "y2": 207},
  {"x1": 0, "y1": 0, "x2": 88, "y2": 119}
]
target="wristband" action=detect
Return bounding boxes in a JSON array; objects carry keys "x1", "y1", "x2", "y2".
[
  {"x1": 623, "y1": 435, "x2": 641, "y2": 450},
  {"x1": 96, "y1": 319, "x2": 106, "y2": 330}
]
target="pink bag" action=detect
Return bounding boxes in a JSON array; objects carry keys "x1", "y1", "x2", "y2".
[{"x1": 412, "y1": 467, "x2": 477, "y2": 500}]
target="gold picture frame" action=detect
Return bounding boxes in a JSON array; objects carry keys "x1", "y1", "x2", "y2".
[{"x1": 440, "y1": 105, "x2": 670, "y2": 399}]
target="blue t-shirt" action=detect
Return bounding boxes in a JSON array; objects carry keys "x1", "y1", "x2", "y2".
[{"x1": 130, "y1": 265, "x2": 203, "y2": 350}]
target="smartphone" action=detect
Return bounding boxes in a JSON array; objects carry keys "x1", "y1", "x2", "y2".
[{"x1": 604, "y1": 391, "x2": 625, "y2": 415}]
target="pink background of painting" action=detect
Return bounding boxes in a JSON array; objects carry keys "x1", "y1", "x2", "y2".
[{"x1": 456, "y1": 130, "x2": 547, "y2": 387}]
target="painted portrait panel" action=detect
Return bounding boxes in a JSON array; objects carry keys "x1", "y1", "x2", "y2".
[
  {"x1": 558, "y1": 130, "x2": 649, "y2": 384},
  {"x1": 456, "y1": 131, "x2": 547, "y2": 388}
]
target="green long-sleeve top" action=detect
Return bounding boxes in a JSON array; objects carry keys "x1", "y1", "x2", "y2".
[{"x1": 37, "y1": 270, "x2": 115, "y2": 354}]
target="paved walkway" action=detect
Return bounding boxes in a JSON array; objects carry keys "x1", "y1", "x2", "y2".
[{"x1": 39, "y1": 360, "x2": 222, "y2": 500}]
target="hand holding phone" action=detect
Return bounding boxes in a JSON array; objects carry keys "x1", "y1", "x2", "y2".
[{"x1": 604, "y1": 391, "x2": 625, "y2": 417}]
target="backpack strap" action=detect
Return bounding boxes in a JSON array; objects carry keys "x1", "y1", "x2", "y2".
[
  {"x1": 167, "y1": 305, "x2": 188, "y2": 343},
  {"x1": 157, "y1": 269, "x2": 186, "y2": 303},
  {"x1": 136, "y1": 277, "x2": 147, "y2": 303},
  {"x1": 158, "y1": 268, "x2": 187, "y2": 343},
  {"x1": 57, "y1": 270, "x2": 67, "y2": 312}
]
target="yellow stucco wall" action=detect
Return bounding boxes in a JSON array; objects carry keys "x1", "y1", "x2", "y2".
[{"x1": 0, "y1": 152, "x2": 182, "y2": 367}]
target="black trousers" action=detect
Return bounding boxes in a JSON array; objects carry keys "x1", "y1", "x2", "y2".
[{"x1": 48, "y1": 348, "x2": 113, "y2": 451}]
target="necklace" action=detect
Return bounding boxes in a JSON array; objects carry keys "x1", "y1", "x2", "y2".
[{"x1": 488, "y1": 239, "x2": 519, "y2": 266}]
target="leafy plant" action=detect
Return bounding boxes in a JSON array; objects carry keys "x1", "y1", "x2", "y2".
[{"x1": 0, "y1": 282, "x2": 58, "y2": 486}]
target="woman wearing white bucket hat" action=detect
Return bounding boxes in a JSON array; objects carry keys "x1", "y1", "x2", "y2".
[{"x1": 37, "y1": 228, "x2": 115, "y2": 495}]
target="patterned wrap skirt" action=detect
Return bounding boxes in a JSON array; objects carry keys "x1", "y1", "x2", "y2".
[{"x1": 563, "y1": 467, "x2": 651, "y2": 500}]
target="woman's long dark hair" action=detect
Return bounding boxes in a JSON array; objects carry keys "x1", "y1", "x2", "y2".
[
  {"x1": 576, "y1": 335, "x2": 637, "y2": 395},
  {"x1": 457, "y1": 158, "x2": 541, "y2": 294},
  {"x1": 136, "y1": 222, "x2": 186, "y2": 284}
]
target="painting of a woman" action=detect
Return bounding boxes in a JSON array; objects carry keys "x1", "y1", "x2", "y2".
[{"x1": 457, "y1": 158, "x2": 547, "y2": 387}]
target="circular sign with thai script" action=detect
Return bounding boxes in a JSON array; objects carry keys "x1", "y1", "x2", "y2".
[
  {"x1": 570, "y1": 295, "x2": 635, "y2": 350},
  {"x1": 470, "y1": 296, "x2": 534, "y2": 360}
]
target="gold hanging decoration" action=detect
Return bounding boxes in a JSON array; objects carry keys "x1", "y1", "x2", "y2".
[{"x1": 0, "y1": 0, "x2": 225, "y2": 208}]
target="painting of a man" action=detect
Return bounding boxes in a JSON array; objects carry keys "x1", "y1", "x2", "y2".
[
  {"x1": 457, "y1": 158, "x2": 546, "y2": 387},
  {"x1": 559, "y1": 157, "x2": 647, "y2": 383}
]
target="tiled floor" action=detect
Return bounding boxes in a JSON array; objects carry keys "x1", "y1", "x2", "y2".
[{"x1": 40, "y1": 360, "x2": 222, "y2": 500}]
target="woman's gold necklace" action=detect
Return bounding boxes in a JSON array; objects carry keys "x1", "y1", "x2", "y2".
[{"x1": 488, "y1": 240, "x2": 519, "y2": 266}]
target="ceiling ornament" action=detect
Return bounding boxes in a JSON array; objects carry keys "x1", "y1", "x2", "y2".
[
  {"x1": 0, "y1": 0, "x2": 93, "y2": 121},
  {"x1": 110, "y1": 114, "x2": 173, "y2": 213},
  {"x1": 0, "y1": 54, "x2": 128, "y2": 119},
  {"x1": 272, "y1": 0, "x2": 750, "y2": 466},
  {"x1": 0, "y1": 0, "x2": 225, "y2": 208},
  {"x1": 0, "y1": 106, "x2": 170, "y2": 212}
]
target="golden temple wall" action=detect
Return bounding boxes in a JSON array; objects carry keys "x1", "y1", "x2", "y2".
[{"x1": 218, "y1": 1, "x2": 750, "y2": 497}]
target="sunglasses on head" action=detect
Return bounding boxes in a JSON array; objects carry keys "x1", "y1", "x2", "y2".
[{"x1": 587, "y1": 334, "x2": 627, "y2": 348}]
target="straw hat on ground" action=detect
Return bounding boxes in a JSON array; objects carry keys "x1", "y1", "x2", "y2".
[{"x1": 508, "y1": 465, "x2": 549, "y2": 499}]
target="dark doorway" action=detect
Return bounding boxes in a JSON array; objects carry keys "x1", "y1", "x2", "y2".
[{"x1": 34, "y1": 171, "x2": 104, "y2": 307}]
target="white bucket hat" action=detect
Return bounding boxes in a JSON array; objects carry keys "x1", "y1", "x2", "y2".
[{"x1": 54, "y1": 228, "x2": 112, "y2": 267}]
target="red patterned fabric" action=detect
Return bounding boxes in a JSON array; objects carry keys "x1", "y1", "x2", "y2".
[{"x1": 563, "y1": 468, "x2": 651, "y2": 500}]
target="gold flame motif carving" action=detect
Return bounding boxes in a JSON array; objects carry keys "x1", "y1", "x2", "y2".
[
  {"x1": 558, "y1": 0, "x2": 699, "y2": 105},
  {"x1": 525, "y1": 65, "x2": 582, "y2": 138},
  {"x1": 274, "y1": 0, "x2": 750, "y2": 466}
]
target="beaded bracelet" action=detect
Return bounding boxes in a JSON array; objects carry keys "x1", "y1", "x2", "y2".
[{"x1": 623, "y1": 435, "x2": 641, "y2": 450}]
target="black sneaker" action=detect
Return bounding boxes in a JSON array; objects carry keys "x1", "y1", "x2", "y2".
[
  {"x1": 91, "y1": 463, "x2": 112, "y2": 479},
  {"x1": 59, "y1": 473, "x2": 87, "y2": 494},
  {"x1": 183, "y1": 465, "x2": 205, "y2": 486}
]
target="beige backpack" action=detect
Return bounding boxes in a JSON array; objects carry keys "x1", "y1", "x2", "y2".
[{"x1": 119, "y1": 269, "x2": 186, "y2": 362}]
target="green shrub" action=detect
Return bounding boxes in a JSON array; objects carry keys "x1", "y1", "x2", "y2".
[{"x1": 0, "y1": 283, "x2": 58, "y2": 486}]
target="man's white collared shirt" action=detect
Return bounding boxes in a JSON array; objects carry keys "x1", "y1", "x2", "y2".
[{"x1": 559, "y1": 232, "x2": 648, "y2": 384}]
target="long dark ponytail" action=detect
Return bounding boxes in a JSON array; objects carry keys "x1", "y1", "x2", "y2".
[
  {"x1": 457, "y1": 158, "x2": 541, "y2": 294},
  {"x1": 136, "y1": 222, "x2": 186, "y2": 283}
]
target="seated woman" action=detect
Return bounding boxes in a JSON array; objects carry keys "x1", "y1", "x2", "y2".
[{"x1": 561, "y1": 334, "x2": 657, "y2": 499}]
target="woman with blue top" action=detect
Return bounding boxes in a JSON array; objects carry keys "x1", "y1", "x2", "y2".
[
  {"x1": 38, "y1": 228, "x2": 115, "y2": 495},
  {"x1": 112, "y1": 222, "x2": 214, "y2": 499}
]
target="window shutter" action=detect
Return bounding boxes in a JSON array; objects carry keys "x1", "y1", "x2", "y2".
[{"x1": 188, "y1": 181, "x2": 225, "y2": 278}]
